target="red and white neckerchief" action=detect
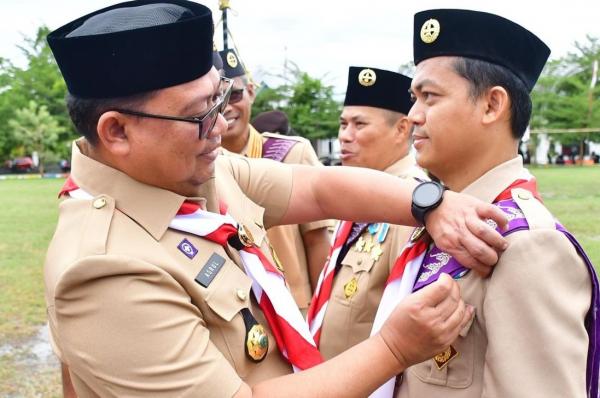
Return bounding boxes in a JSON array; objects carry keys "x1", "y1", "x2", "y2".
[
  {"x1": 367, "y1": 168, "x2": 539, "y2": 398},
  {"x1": 59, "y1": 177, "x2": 323, "y2": 371},
  {"x1": 306, "y1": 220, "x2": 354, "y2": 345}
]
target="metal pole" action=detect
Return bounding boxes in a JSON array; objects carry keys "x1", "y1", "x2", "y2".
[{"x1": 219, "y1": 0, "x2": 230, "y2": 50}]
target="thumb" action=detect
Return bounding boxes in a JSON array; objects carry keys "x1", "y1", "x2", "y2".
[{"x1": 415, "y1": 273, "x2": 454, "y2": 307}]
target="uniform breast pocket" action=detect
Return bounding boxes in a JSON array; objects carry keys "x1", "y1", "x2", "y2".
[
  {"x1": 201, "y1": 259, "x2": 254, "y2": 375},
  {"x1": 408, "y1": 318, "x2": 476, "y2": 389},
  {"x1": 332, "y1": 249, "x2": 376, "y2": 309}
]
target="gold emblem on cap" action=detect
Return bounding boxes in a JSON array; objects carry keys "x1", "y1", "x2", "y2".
[
  {"x1": 238, "y1": 224, "x2": 254, "y2": 247},
  {"x1": 420, "y1": 18, "x2": 440, "y2": 44},
  {"x1": 246, "y1": 324, "x2": 268, "y2": 362},
  {"x1": 226, "y1": 51, "x2": 238, "y2": 68},
  {"x1": 358, "y1": 68, "x2": 377, "y2": 87},
  {"x1": 433, "y1": 345, "x2": 458, "y2": 370},
  {"x1": 344, "y1": 277, "x2": 358, "y2": 299}
]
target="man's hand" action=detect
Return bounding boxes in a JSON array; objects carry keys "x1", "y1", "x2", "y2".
[
  {"x1": 379, "y1": 273, "x2": 473, "y2": 369},
  {"x1": 425, "y1": 191, "x2": 508, "y2": 276}
]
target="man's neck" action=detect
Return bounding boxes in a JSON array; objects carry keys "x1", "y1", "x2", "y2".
[
  {"x1": 222, "y1": 126, "x2": 250, "y2": 154},
  {"x1": 441, "y1": 146, "x2": 518, "y2": 192}
]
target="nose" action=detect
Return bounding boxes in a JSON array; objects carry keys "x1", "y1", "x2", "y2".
[
  {"x1": 338, "y1": 124, "x2": 355, "y2": 144},
  {"x1": 407, "y1": 103, "x2": 425, "y2": 126},
  {"x1": 207, "y1": 113, "x2": 227, "y2": 140}
]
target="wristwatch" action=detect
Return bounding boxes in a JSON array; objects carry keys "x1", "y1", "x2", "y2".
[{"x1": 411, "y1": 181, "x2": 446, "y2": 226}]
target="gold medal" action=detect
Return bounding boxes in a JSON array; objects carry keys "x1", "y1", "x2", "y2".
[
  {"x1": 246, "y1": 324, "x2": 269, "y2": 362},
  {"x1": 370, "y1": 243, "x2": 384, "y2": 261},
  {"x1": 433, "y1": 345, "x2": 458, "y2": 370},
  {"x1": 238, "y1": 224, "x2": 254, "y2": 247},
  {"x1": 355, "y1": 236, "x2": 366, "y2": 252},
  {"x1": 344, "y1": 277, "x2": 358, "y2": 299},
  {"x1": 364, "y1": 236, "x2": 375, "y2": 253}
]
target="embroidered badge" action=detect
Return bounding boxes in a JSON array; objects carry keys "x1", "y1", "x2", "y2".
[
  {"x1": 433, "y1": 345, "x2": 458, "y2": 370},
  {"x1": 344, "y1": 277, "x2": 358, "y2": 299},
  {"x1": 178, "y1": 238, "x2": 198, "y2": 259},
  {"x1": 417, "y1": 251, "x2": 450, "y2": 282}
]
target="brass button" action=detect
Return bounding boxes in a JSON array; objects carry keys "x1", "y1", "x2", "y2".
[
  {"x1": 93, "y1": 197, "x2": 106, "y2": 209},
  {"x1": 517, "y1": 191, "x2": 532, "y2": 200},
  {"x1": 236, "y1": 289, "x2": 247, "y2": 301}
]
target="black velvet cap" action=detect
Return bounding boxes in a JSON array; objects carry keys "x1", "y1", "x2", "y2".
[
  {"x1": 343, "y1": 67, "x2": 413, "y2": 114},
  {"x1": 413, "y1": 9, "x2": 550, "y2": 92},
  {"x1": 219, "y1": 48, "x2": 246, "y2": 78},
  {"x1": 47, "y1": 0, "x2": 214, "y2": 98},
  {"x1": 252, "y1": 111, "x2": 290, "y2": 134}
]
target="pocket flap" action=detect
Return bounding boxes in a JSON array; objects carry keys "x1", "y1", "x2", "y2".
[
  {"x1": 205, "y1": 260, "x2": 253, "y2": 321},
  {"x1": 340, "y1": 249, "x2": 375, "y2": 273}
]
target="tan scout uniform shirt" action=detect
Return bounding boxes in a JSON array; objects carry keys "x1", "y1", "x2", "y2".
[
  {"x1": 319, "y1": 155, "x2": 427, "y2": 360},
  {"x1": 396, "y1": 157, "x2": 592, "y2": 398},
  {"x1": 44, "y1": 139, "x2": 295, "y2": 397},
  {"x1": 237, "y1": 127, "x2": 332, "y2": 311}
]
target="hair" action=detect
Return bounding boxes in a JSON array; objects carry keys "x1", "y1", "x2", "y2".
[
  {"x1": 66, "y1": 91, "x2": 155, "y2": 145},
  {"x1": 380, "y1": 108, "x2": 404, "y2": 127},
  {"x1": 452, "y1": 57, "x2": 531, "y2": 139}
]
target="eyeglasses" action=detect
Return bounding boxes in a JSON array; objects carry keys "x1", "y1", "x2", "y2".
[
  {"x1": 111, "y1": 76, "x2": 233, "y2": 140},
  {"x1": 228, "y1": 87, "x2": 245, "y2": 105}
]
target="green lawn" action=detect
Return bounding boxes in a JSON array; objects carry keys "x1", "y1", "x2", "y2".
[{"x1": 0, "y1": 167, "x2": 598, "y2": 396}]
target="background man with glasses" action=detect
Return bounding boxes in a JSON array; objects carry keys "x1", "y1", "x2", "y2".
[
  {"x1": 45, "y1": 1, "x2": 511, "y2": 397},
  {"x1": 218, "y1": 48, "x2": 332, "y2": 313}
]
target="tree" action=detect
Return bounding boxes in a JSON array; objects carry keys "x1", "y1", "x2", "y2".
[
  {"x1": 531, "y1": 35, "x2": 600, "y2": 153},
  {"x1": 8, "y1": 100, "x2": 63, "y2": 174},
  {"x1": 0, "y1": 26, "x2": 73, "y2": 161},
  {"x1": 252, "y1": 62, "x2": 341, "y2": 140}
]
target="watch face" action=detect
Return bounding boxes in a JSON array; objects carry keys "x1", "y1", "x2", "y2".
[{"x1": 414, "y1": 182, "x2": 443, "y2": 207}]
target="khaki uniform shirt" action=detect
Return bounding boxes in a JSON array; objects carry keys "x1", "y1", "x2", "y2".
[
  {"x1": 319, "y1": 155, "x2": 427, "y2": 360},
  {"x1": 396, "y1": 157, "x2": 592, "y2": 398},
  {"x1": 44, "y1": 139, "x2": 295, "y2": 397},
  {"x1": 231, "y1": 127, "x2": 332, "y2": 311}
]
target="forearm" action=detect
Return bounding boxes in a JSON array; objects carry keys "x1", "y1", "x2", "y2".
[
  {"x1": 283, "y1": 165, "x2": 418, "y2": 226},
  {"x1": 238, "y1": 334, "x2": 403, "y2": 397}
]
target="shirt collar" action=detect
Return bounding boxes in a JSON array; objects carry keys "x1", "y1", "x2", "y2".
[
  {"x1": 70, "y1": 139, "x2": 212, "y2": 241},
  {"x1": 461, "y1": 156, "x2": 524, "y2": 202}
]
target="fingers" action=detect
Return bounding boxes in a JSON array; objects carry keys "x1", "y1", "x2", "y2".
[
  {"x1": 465, "y1": 216, "x2": 508, "y2": 252},
  {"x1": 457, "y1": 227, "x2": 499, "y2": 268},
  {"x1": 476, "y1": 202, "x2": 509, "y2": 231},
  {"x1": 417, "y1": 273, "x2": 454, "y2": 307},
  {"x1": 433, "y1": 276, "x2": 461, "y2": 320}
]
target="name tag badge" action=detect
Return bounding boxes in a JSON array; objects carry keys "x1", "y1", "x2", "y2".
[{"x1": 195, "y1": 253, "x2": 226, "y2": 288}]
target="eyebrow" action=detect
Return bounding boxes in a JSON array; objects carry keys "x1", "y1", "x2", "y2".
[
  {"x1": 411, "y1": 78, "x2": 442, "y2": 93},
  {"x1": 339, "y1": 114, "x2": 367, "y2": 122},
  {"x1": 179, "y1": 79, "x2": 219, "y2": 116}
]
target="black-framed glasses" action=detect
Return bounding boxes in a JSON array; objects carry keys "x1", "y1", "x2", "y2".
[{"x1": 111, "y1": 76, "x2": 233, "y2": 140}]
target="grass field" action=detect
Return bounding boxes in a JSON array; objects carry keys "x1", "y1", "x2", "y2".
[{"x1": 0, "y1": 166, "x2": 598, "y2": 396}]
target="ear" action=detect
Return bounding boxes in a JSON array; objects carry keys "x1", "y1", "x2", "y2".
[
  {"x1": 96, "y1": 111, "x2": 133, "y2": 156},
  {"x1": 246, "y1": 82, "x2": 256, "y2": 105},
  {"x1": 482, "y1": 86, "x2": 510, "y2": 126},
  {"x1": 394, "y1": 116, "x2": 411, "y2": 144}
]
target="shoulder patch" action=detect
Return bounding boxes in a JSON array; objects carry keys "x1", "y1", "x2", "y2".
[
  {"x1": 511, "y1": 188, "x2": 555, "y2": 230},
  {"x1": 79, "y1": 194, "x2": 115, "y2": 256}
]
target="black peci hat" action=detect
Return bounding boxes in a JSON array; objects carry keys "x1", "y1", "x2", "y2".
[
  {"x1": 47, "y1": 0, "x2": 214, "y2": 98},
  {"x1": 219, "y1": 48, "x2": 246, "y2": 78},
  {"x1": 413, "y1": 9, "x2": 550, "y2": 92},
  {"x1": 343, "y1": 67, "x2": 413, "y2": 114}
]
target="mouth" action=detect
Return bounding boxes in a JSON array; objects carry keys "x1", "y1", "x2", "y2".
[
  {"x1": 412, "y1": 132, "x2": 429, "y2": 150},
  {"x1": 224, "y1": 112, "x2": 239, "y2": 128},
  {"x1": 340, "y1": 149, "x2": 355, "y2": 161},
  {"x1": 198, "y1": 145, "x2": 220, "y2": 162}
]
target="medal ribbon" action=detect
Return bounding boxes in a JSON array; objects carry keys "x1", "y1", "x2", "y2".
[{"x1": 306, "y1": 220, "x2": 354, "y2": 345}]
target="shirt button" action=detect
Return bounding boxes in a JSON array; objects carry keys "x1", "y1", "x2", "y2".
[
  {"x1": 93, "y1": 197, "x2": 106, "y2": 209},
  {"x1": 357, "y1": 259, "x2": 363, "y2": 265},
  {"x1": 236, "y1": 289, "x2": 247, "y2": 301}
]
